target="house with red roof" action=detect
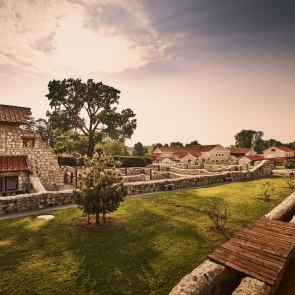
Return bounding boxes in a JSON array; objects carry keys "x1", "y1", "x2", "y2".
[
  {"x1": 152, "y1": 145, "x2": 235, "y2": 165},
  {"x1": 0, "y1": 104, "x2": 64, "y2": 195},
  {"x1": 263, "y1": 146, "x2": 295, "y2": 159},
  {"x1": 229, "y1": 148, "x2": 257, "y2": 158}
]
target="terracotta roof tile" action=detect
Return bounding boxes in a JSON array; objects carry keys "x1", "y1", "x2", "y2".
[
  {"x1": 0, "y1": 156, "x2": 29, "y2": 172},
  {"x1": 273, "y1": 146, "x2": 295, "y2": 153},
  {"x1": 229, "y1": 148, "x2": 252, "y2": 154},
  {"x1": 0, "y1": 104, "x2": 31, "y2": 125},
  {"x1": 157, "y1": 145, "x2": 220, "y2": 154}
]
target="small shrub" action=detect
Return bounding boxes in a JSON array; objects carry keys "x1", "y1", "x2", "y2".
[
  {"x1": 201, "y1": 197, "x2": 229, "y2": 232},
  {"x1": 286, "y1": 160, "x2": 295, "y2": 169},
  {"x1": 285, "y1": 172, "x2": 295, "y2": 189},
  {"x1": 262, "y1": 181, "x2": 275, "y2": 201}
]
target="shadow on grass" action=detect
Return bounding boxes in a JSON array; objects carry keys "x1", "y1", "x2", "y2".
[{"x1": 0, "y1": 207, "x2": 209, "y2": 295}]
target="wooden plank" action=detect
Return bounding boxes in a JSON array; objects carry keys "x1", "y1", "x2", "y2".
[
  {"x1": 244, "y1": 228, "x2": 295, "y2": 246},
  {"x1": 239, "y1": 229, "x2": 294, "y2": 248},
  {"x1": 208, "y1": 217, "x2": 295, "y2": 286},
  {"x1": 235, "y1": 233, "x2": 291, "y2": 256},
  {"x1": 254, "y1": 222, "x2": 295, "y2": 240},
  {"x1": 213, "y1": 247, "x2": 279, "y2": 277},
  {"x1": 253, "y1": 222, "x2": 295, "y2": 238},
  {"x1": 220, "y1": 243, "x2": 283, "y2": 270},
  {"x1": 230, "y1": 238, "x2": 287, "y2": 263},
  {"x1": 257, "y1": 218, "x2": 295, "y2": 231},
  {"x1": 208, "y1": 252, "x2": 275, "y2": 285}
]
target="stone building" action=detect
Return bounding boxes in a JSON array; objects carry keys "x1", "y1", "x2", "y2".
[
  {"x1": 152, "y1": 145, "x2": 236, "y2": 165},
  {"x1": 0, "y1": 104, "x2": 64, "y2": 194}
]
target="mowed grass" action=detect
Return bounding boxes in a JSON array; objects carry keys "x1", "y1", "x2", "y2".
[{"x1": 0, "y1": 177, "x2": 293, "y2": 295}]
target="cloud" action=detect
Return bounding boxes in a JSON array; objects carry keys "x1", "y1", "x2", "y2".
[{"x1": 0, "y1": 0, "x2": 179, "y2": 79}]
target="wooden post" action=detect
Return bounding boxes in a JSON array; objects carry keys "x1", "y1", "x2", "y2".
[
  {"x1": 75, "y1": 168, "x2": 78, "y2": 188},
  {"x1": 150, "y1": 169, "x2": 152, "y2": 180},
  {"x1": 125, "y1": 167, "x2": 128, "y2": 175}
]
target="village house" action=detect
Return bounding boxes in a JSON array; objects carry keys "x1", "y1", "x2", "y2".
[
  {"x1": 263, "y1": 146, "x2": 295, "y2": 159},
  {"x1": 0, "y1": 104, "x2": 64, "y2": 194},
  {"x1": 151, "y1": 145, "x2": 236, "y2": 165},
  {"x1": 229, "y1": 148, "x2": 257, "y2": 158}
]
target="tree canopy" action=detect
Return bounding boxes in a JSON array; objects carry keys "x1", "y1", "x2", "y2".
[
  {"x1": 133, "y1": 142, "x2": 147, "y2": 156},
  {"x1": 234, "y1": 129, "x2": 264, "y2": 149},
  {"x1": 185, "y1": 140, "x2": 200, "y2": 147},
  {"x1": 46, "y1": 79, "x2": 137, "y2": 157}
]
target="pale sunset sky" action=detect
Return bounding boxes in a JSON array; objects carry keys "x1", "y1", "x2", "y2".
[{"x1": 0, "y1": 0, "x2": 294, "y2": 146}]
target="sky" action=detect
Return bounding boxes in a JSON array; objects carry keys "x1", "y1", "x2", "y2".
[{"x1": 0, "y1": 0, "x2": 295, "y2": 147}]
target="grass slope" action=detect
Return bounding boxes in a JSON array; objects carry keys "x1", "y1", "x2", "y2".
[{"x1": 0, "y1": 177, "x2": 293, "y2": 295}]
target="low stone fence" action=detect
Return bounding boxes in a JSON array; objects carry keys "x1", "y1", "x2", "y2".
[
  {"x1": 123, "y1": 174, "x2": 146, "y2": 183},
  {"x1": 169, "y1": 167, "x2": 211, "y2": 175},
  {"x1": 126, "y1": 161, "x2": 272, "y2": 195},
  {"x1": 0, "y1": 190, "x2": 74, "y2": 215}
]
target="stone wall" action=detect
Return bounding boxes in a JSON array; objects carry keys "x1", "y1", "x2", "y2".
[
  {"x1": 123, "y1": 174, "x2": 146, "y2": 183},
  {"x1": 0, "y1": 125, "x2": 64, "y2": 190},
  {"x1": 169, "y1": 167, "x2": 211, "y2": 175},
  {"x1": 169, "y1": 260, "x2": 225, "y2": 295},
  {"x1": 126, "y1": 161, "x2": 272, "y2": 195},
  {"x1": 0, "y1": 190, "x2": 74, "y2": 215}
]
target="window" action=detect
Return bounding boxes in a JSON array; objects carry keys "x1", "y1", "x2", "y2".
[
  {"x1": 5, "y1": 176, "x2": 18, "y2": 191},
  {"x1": 271, "y1": 149, "x2": 276, "y2": 152},
  {"x1": 23, "y1": 138, "x2": 35, "y2": 148},
  {"x1": 0, "y1": 176, "x2": 18, "y2": 193}
]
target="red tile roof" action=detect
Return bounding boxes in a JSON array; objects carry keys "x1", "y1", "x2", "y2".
[
  {"x1": 0, "y1": 156, "x2": 29, "y2": 172},
  {"x1": 0, "y1": 104, "x2": 31, "y2": 125},
  {"x1": 229, "y1": 148, "x2": 252, "y2": 154},
  {"x1": 273, "y1": 146, "x2": 295, "y2": 153},
  {"x1": 157, "y1": 145, "x2": 219, "y2": 155},
  {"x1": 245, "y1": 155, "x2": 264, "y2": 161}
]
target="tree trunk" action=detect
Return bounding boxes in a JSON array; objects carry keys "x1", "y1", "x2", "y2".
[
  {"x1": 103, "y1": 212, "x2": 106, "y2": 224},
  {"x1": 87, "y1": 213, "x2": 90, "y2": 225},
  {"x1": 95, "y1": 212, "x2": 100, "y2": 225},
  {"x1": 87, "y1": 132, "x2": 95, "y2": 157}
]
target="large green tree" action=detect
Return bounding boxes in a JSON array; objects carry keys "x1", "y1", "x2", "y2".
[
  {"x1": 54, "y1": 132, "x2": 88, "y2": 155},
  {"x1": 46, "y1": 79, "x2": 137, "y2": 157},
  {"x1": 102, "y1": 140, "x2": 127, "y2": 156},
  {"x1": 186, "y1": 140, "x2": 200, "y2": 147},
  {"x1": 133, "y1": 142, "x2": 147, "y2": 156},
  {"x1": 234, "y1": 129, "x2": 264, "y2": 149},
  {"x1": 73, "y1": 149, "x2": 126, "y2": 225}
]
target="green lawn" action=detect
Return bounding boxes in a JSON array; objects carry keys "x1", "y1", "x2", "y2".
[{"x1": 0, "y1": 177, "x2": 293, "y2": 295}]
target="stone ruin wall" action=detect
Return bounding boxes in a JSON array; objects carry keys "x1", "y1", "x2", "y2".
[
  {"x1": 0, "y1": 125, "x2": 64, "y2": 191},
  {"x1": 125, "y1": 160, "x2": 272, "y2": 195},
  {"x1": 0, "y1": 190, "x2": 74, "y2": 215}
]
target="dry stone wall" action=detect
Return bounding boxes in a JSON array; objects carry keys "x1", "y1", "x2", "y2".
[
  {"x1": 126, "y1": 161, "x2": 272, "y2": 195},
  {"x1": 0, "y1": 190, "x2": 74, "y2": 215},
  {"x1": 0, "y1": 125, "x2": 64, "y2": 190}
]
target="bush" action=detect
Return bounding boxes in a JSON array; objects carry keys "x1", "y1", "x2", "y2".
[
  {"x1": 201, "y1": 197, "x2": 229, "y2": 232},
  {"x1": 144, "y1": 157, "x2": 153, "y2": 165},
  {"x1": 121, "y1": 157, "x2": 147, "y2": 167},
  {"x1": 285, "y1": 172, "x2": 295, "y2": 189},
  {"x1": 286, "y1": 161, "x2": 295, "y2": 169},
  {"x1": 58, "y1": 156, "x2": 85, "y2": 166},
  {"x1": 262, "y1": 181, "x2": 275, "y2": 201}
]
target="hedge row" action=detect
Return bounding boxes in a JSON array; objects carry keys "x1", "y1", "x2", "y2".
[{"x1": 286, "y1": 160, "x2": 295, "y2": 169}]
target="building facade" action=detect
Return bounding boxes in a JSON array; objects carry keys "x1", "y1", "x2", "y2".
[{"x1": 0, "y1": 104, "x2": 64, "y2": 194}]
